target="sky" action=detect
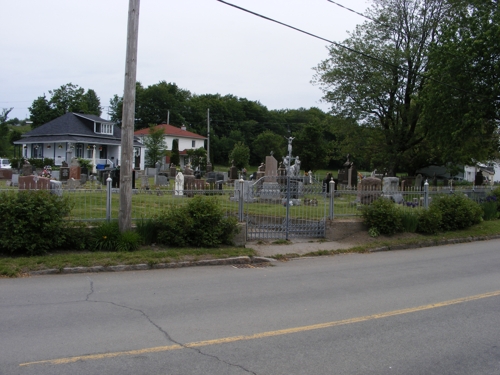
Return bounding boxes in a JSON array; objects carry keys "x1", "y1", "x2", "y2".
[{"x1": 1, "y1": 0, "x2": 370, "y2": 122}]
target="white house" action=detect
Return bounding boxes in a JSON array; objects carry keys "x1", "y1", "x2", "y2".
[
  {"x1": 134, "y1": 123, "x2": 207, "y2": 169},
  {"x1": 14, "y1": 112, "x2": 145, "y2": 170}
]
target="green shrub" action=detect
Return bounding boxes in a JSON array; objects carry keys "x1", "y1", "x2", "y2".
[
  {"x1": 432, "y1": 194, "x2": 482, "y2": 231},
  {"x1": 481, "y1": 195, "x2": 498, "y2": 221},
  {"x1": 156, "y1": 208, "x2": 194, "y2": 247},
  {"x1": 59, "y1": 221, "x2": 92, "y2": 250},
  {"x1": 89, "y1": 222, "x2": 121, "y2": 251},
  {"x1": 117, "y1": 230, "x2": 141, "y2": 252},
  {"x1": 361, "y1": 198, "x2": 403, "y2": 235},
  {"x1": 136, "y1": 218, "x2": 158, "y2": 245},
  {"x1": 155, "y1": 196, "x2": 239, "y2": 247},
  {"x1": 0, "y1": 190, "x2": 72, "y2": 256},
  {"x1": 400, "y1": 209, "x2": 419, "y2": 233},
  {"x1": 416, "y1": 208, "x2": 442, "y2": 234}
]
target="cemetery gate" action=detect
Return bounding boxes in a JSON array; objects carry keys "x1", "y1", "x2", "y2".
[{"x1": 242, "y1": 175, "x2": 328, "y2": 240}]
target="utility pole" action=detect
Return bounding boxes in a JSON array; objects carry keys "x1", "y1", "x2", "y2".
[
  {"x1": 119, "y1": 0, "x2": 140, "y2": 232},
  {"x1": 206, "y1": 108, "x2": 211, "y2": 172}
]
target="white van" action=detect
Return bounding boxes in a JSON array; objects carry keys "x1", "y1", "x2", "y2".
[{"x1": 0, "y1": 159, "x2": 11, "y2": 169}]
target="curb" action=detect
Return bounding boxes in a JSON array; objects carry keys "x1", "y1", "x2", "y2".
[
  {"x1": 368, "y1": 234, "x2": 500, "y2": 253},
  {"x1": 28, "y1": 256, "x2": 273, "y2": 276}
]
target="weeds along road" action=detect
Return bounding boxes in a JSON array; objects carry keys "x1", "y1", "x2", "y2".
[{"x1": 1, "y1": 240, "x2": 500, "y2": 375}]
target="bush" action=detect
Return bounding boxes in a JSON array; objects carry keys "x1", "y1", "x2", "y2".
[
  {"x1": 59, "y1": 221, "x2": 92, "y2": 251},
  {"x1": 156, "y1": 196, "x2": 239, "y2": 247},
  {"x1": 481, "y1": 195, "x2": 498, "y2": 221},
  {"x1": 117, "y1": 230, "x2": 141, "y2": 252},
  {"x1": 416, "y1": 208, "x2": 442, "y2": 234},
  {"x1": 361, "y1": 198, "x2": 403, "y2": 235},
  {"x1": 89, "y1": 222, "x2": 121, "y2": 251},
  {"x1": 431, "y1": 193, "x2": 482, "y2": 231},
  {"x1": 0, "y1": 190, "x2": 72, "y2": 256},
  {"x1": 136, "y1": 218, "x2": 158, "y2": 245},
  {"x1": 400, "y1": 209, "x2": 419, "y2": 233}
]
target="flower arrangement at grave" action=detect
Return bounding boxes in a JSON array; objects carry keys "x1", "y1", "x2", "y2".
[{"x1": 41, "y1": 165, "x2": 52, "y2": 178}]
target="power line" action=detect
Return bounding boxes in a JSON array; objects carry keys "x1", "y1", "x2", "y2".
[{"x1": 216, "y1": 0, "x2": 488, "y2": 99}]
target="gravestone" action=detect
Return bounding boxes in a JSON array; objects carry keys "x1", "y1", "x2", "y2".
[
  {"x1": 140, "y1": 175, "x2": 150, "y2": 190},
  {"x1": 232, "y1": 180, "x2": 256, "y2": 203},
  {"x1": 259, "y1": 182, "x2": 281, "y2": 203},
  {"x1": 67, "y1": 178, "x2": 81, "y2": 189},
  {"x1": 155, "y1": 174, "x2": 169, "y2": 186},
  {"x1": 174, "y1": 172, "x2": 184, "y2": 196},
  {"x1": 169, "y1": 165, "x2": 177, "y2": 178},
  {"x1": 0, "y1": 169, "x2": 13, "y2": 179},
  {"x1": 69, "y1": 158, "x2": 81, "y2": 180},
  {"x1": 60, "y1": 167, "x2": 70, "y2": 182},
  {"x1": 11, "y1": 174, "x2": 19, "y2": 187},
  {"x1": 323, "y1": 173, "x2": 333, "y2": 193},
  {"x1": 256, "y1": 163, "x2": 265, "y2": 181},
  {"x1": 22, "y1": 163, "x2": 33, "y2": 176},
  {"x1": 229, "y1": 165, "x2": 239, "y2": 180},
  {"x1": 18, "y1": 175, "x2": 50, "y2": 190},
  {"x1": 382, "y1": 177, "x2": 403, "y2": 203},
  {"x1": 50, "y1": 180, "x2": 63, "y2": 196},
  {"x1": 80, "y1": 174, "x2": 88, "y2": 185},
  {"x1": 415, "y1": 174, "x2": 423, "y2": 189},
  {"x1": 206, "y1": 172, "x2": 216, "y2": 184},
  {"x1": 265, "y1": 155, "x2": 278, "y2": 182},
  {"x1": 357, "y1": 177, "x2": 382, "y2": 205}
]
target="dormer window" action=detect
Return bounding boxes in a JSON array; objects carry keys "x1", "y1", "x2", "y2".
[{"x1": 95, "y1": 122, "x2": 114, "y2": 135}]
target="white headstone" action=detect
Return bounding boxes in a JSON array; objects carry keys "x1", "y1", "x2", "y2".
[{"x1": 175, "y1": 172, "x2": 184, "y2": 196}]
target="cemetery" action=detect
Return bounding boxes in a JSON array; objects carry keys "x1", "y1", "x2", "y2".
[{"x1": 1, "y1": 135, "x2": 498, "y2": 244}]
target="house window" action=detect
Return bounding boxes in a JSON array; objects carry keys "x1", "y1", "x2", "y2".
[
  {"x1": 75, "y1": 143, "x2": 84, "y2": 158},
  {"x1": 32, "y1": 143, "x2": 43, "y2": 159},
  {"x1": 94, "y1": 122, "x2": 113, "y2": 135},
  {"x1": 192, "y1": 140, "x2": 196, "y2": 148}
]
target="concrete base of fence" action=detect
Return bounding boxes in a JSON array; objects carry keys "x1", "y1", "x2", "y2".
[
  {"x1": 326, "y1": 219, "x2": 367, "y2": 241},
  {"x1": 234, "y1": 222, "x2": 247, "y2": 246}
]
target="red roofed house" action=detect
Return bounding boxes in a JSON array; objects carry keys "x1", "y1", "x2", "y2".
[{"x1": 134, "y1": 123, "x2": 206, "y2": 170}]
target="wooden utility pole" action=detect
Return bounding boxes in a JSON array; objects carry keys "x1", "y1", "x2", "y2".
[{"x1": 119, "y1": 0, "x2": 140, "y2": 232}]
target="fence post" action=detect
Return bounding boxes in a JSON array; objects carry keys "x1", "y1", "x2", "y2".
[
  {"x1": 329, "y1": 179, "x2": 335, "y2": 220},
  {"x1": 238, "y1": 178, "x2": 244, "y2": 222},
  {"x1": 106, "y1": 173, "x2": 112, "y2": 222},
  {"x1": 424, "y1": 179, "x2": 429, "y2": 209}
]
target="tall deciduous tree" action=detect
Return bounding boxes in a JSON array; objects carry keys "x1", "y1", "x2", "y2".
[
  {"x1": 229, "y1": 142, "x2": 250, "y2": 170},
  {"x1": 143, "y1": 125, "x2": 167, "y2": 168},
  {"x1": 421, "y1": 0, "x2": 500, "y2": 165},
  {"x1": 252, "y1": 130, "x2": 286, "y2": 164},
  {"x1": 313, "y1": 0, "x2": 448, "y2": 175},
  {"x1": 109, "y1": 81, "x2": 190, "y2": 129},
  {"x1": 29, "y1": 83, "x2": 102, "y2": 128}
]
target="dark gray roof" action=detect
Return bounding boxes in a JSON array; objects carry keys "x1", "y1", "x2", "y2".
[
  {"x1": 21, "y1": 112, "x2": 118, "y2": 138},
  {"x1": 14, "y1": 113, "x2": 141, "y2": 146}
]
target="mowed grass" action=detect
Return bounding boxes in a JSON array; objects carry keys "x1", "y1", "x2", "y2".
[{"x1": 0, "y1": 247, "x2": 257, "y2": 278}]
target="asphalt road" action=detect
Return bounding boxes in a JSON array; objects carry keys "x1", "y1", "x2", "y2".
[{"x1": 1, "y1": 240, "x2": 499, "y2": 375}]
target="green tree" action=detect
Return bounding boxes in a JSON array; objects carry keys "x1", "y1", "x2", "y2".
[
  {"x1": 109, "y1": 81, "x2": 190, "y2": 129},
  {"x1": 421, "y1": 0, "x2": 500, "y2": 166},
  {"x1": 143, "y1": 125, "x2": 167, "y2": 168},
  {"x1": 186, "y1": 147, "x2": 207, "y2": 171},
  {"x1": 292, "y1": 122, "x2": 331, "y2": 172},
  {"x1": 170, "y1": 139, "x2": 180, "y2": 167},
  {"x1": 313, "y1": 0, "x2": 448, "y2": 175},
  {"x1": 229, "y1": 142, "x2": 250, "y2": 170},
  {"x1": 252, "y1": 130, "x2": 286, "y2": 163},
  {"x1": 29, "y1": 83, "x2": 102, "y2": 128},
  {"x1": 0, "y1": 108, "x2": 12, "y2": 156}
]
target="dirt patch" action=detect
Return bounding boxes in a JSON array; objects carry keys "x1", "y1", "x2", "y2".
[{"x1": 336, "y1": 230, "x2": 422, "y2": 246}]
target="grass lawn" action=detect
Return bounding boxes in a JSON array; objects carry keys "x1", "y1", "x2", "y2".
[{"x1": 1, "y1": 219, "x2": 500, "y2": 278}]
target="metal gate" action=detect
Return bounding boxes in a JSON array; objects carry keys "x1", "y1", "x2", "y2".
[{"x1": 244, "y1": 175, "x2": 327, "y2": 240}]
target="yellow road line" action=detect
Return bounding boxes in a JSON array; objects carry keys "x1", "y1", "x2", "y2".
[{"x1": 20, "y1": 290, "x2": 500, "y2": 367}]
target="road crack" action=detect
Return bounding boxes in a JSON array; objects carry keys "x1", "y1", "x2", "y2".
[{"x1": 84, "y1": 277, "x2": 257, "y2": 374}]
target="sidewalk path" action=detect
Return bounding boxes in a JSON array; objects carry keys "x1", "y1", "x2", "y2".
[{"x1": 246, "y1": 239, "x2": 357, "y2": 257}]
